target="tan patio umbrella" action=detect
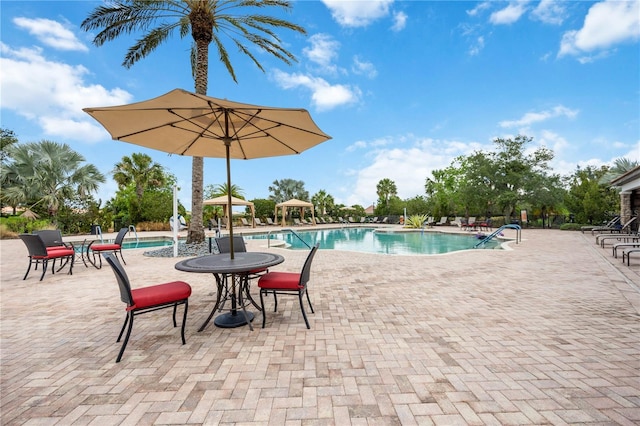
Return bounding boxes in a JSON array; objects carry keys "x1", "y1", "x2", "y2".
[
  {"x1": 84, "y1": 88, "x2": 331, "y2": 257},
  {"x1": 275, "y1": 198, "x2": 315, "y2": 226},
  {"x1": 203, "y1": 195, "x2": 255, "y2": 229}
]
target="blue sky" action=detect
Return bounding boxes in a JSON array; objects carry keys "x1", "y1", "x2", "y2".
[{"x1": 1, "y1": 0, "x2": 639, "y2": 212}]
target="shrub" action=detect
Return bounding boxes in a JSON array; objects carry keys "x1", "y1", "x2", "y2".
[
  {"x1": 405, "y1": 214, "x2": 428, "y2": 228},
  {"x1": 560, "y1": 223, "x2": 585, "y2": 231},
  {"x1": 0, "y1": 223, "x2": 18, "y2": 239}
]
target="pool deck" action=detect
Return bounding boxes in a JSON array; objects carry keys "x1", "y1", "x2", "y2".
[{"x1": 1, "y1": 225, "x2": 639, "y2": 425}]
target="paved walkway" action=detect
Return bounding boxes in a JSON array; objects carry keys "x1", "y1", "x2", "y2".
[{"x1": 1, "y1": 228, "x2": 639, "y2": 425}]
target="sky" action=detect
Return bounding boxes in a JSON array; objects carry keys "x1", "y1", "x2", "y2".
[{"x1": 1, "y1": 0, "x2": 639, "y2": 212}]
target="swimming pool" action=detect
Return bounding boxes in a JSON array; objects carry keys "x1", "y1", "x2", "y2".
[{"x1": 246, "y1": 228, "x2": 501, "y2": 255}]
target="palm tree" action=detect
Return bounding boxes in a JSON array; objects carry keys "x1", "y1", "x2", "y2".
[
  {"x1": 113, "y1": 153, "x2": 166, "y2": 203},
  {"x1": 376, "y1": 178, "x2": 397, "y2": 214},
  {"x1": 2, "y1": 141, "x2": 105, "y2": 220},
  {"x1": 82, "y1": 0, "x2": 306, "y2": 244},
  {"x1": 205, "y1": 182, "x2": 245, "y2": 199},
  {"x1": 599, "y1": 157, "x2": 640, "y2": 185},
  {"x1": 311, "y1": 189, "x2": 334, "y2": 216}
]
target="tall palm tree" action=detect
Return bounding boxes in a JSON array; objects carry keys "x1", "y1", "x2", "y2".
[
  {"x1": 206, "y1": 182, "x2": 245, "y2": 199},
  {"x1": 113, "y1": 153, "x2": 166, "y2": 203},
  {"x1": 311, "y1": 189, "x2": 333, "y2": 216},
  {"x1": 82, "y1": 0, "x2": 306, "y2": 243},
  {"x1": 376, "y1": 178, "x2": 397, "y2": 214},
  {"x1": 2, "y1": 141, "x2": 105, "y2": 220}
]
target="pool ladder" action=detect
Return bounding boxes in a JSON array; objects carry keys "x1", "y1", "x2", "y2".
[
  {"x1": 266, "y1": 228, "x2": 311, "y2": 249},
  {"x1": 474, "y1": 224, "x2": 521, "y2": 248},
  {"x1": 128, "y1": 225, "x2": 139, "y2": 247}
]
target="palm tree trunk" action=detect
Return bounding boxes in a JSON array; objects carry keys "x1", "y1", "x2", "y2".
[{"x1": 186, "y1": 10, "x2": 212, "y2": 244}]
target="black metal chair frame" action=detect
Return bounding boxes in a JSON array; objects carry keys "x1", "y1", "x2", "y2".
[
  {"x1": 19, "y1": 233, "x2": 75, "y2": 281},
  {"x1": 103, "y1": 253, "x2": 190, "y2": 363},
  {"x1": 32, "y1": 229, "x2": 76, "y2": 272},
  {"x1": 259, "y1": 243, "x2": 319, "y2": 329},
  {"x1": 84, "y1": 227, "x2": 128, "y2": 269}
]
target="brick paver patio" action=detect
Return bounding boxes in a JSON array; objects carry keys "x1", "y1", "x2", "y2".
[{"x1": 1, "y1": 227, "x2": 638, "y2": 425}]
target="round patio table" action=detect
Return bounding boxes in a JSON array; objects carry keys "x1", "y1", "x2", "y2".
[{"x1": 175, "y1": 252, "x2": 284, "y2": 330}]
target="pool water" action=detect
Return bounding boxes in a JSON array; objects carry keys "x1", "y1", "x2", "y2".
[{"x1": 247, "y1": 228, "x2": 500, "y2": 255}]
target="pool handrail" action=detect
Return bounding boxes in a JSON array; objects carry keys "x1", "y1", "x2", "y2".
[
  {"x1": 267, "y1": 228, "x2": 312, "y2": 249},
  {"x1": 474, "y1": 224, "x2": 521, "y2": 248}
]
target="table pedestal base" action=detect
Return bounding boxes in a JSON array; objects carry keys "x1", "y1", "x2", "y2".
[{"x1": 214, "y1": 311, "x2": 255, "y2": 328}]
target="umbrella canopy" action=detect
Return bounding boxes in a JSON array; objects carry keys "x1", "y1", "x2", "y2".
[
  {"x1": 275, "y1": 198, "x2": 315, "y2": 226},
  {"x1": 84, "y1": 88, "x2": 331, "y2": 257},
  {"x1": 203, "y1": 195, "x2": 255, "y2": 229}
]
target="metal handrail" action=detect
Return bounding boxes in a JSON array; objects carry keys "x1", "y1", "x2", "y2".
[
  {"x1": 267, "y1": 228, "x2": 312, "y2": 249},
  {"x1": 128, "y1": 225, "x2": 139, "y2": 247},
  {"x1": 474, "y1": 224, "x2": 521, "y2": 248}
]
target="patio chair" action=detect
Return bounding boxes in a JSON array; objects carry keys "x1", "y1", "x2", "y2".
[
  {"x1": 240, "y1": 217, "x2": 251, "y2": 227},
  {"x1": 266, "y1": 217, "x2": 276, "y2": 226},
  {"x1": 254, "y1": 218, "x2": 266, "y2": 226},
  {"x1": 33, "y1": 229, "x2": 75, "y2": 271},
  {"x1": 434, "y1": 217, "x2": 448, "y2": 226},
  {"x1": 85, "y1": 227, "x2": 129, "y2": 269},
  {"x1": 103, "y1": 253, "x2": 191, "y2": 363},
  {"x1": 19, "y1": 233, "x2": 75, "y2": 281},
  {"x1": 258, "y1": 243, "x2": 319, "y2": 329},
  {"x1": 582, "y1": 216, "x2": 619, "y2": 234},
  {"x1": 591, "y1": 216, "x2": 635, "y2": 235},
  {"x1": 293, "y1": 218, "x2": 303, "y2": 226}
]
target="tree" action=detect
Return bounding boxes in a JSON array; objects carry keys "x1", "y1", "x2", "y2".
[
  {"x1": 113, "y1": 153, "x2": 166, "y2": 222},
  {"x1": 2, "y1": 141, "x2": 105, "y2": 221},
  {"x1": 565, "y1": 166, "x2": 618, "y2": 224},
  {"x1": 268, "y1": 178, "x2": 308, "y2": 203},
  {"x1": 82, "y1": 0, "x2": 306, "y2": 244},
  {"x1": 376, "y1": 178, "x2": 397, "y2": 214},
  {"x1": 205, "y1": 182, "x2": 245, "y2": 199},
  {"x1": 0, "y1": 128, "x2": 18, "y2": 166},
  {"x1": 311, "y1": 189, "x2": 334, "y2": 216},
  {"x1": 599, "y1": 157, "x2": 639, "y2": 184}
]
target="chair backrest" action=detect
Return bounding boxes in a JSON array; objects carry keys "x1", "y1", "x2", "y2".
[
  {"x1": 266, "y1": 218, "x2": 274, "y2": 225},
  {"x1": 103, "y1": 253, "x2": 134, "y2": 307},
  {"x1": 19, "y1": 233, "x2": 48, "y2": 257},
  {"x1": 298, "y1": 243, "x2": 320, "y2": 289},
  {"x1": 33, "y1": 230, "x2": 64, "y2": 247},
  {"x1": 209, "y1": 218, "x2": 218, "y2": 228},
  {"x1": 215, "y1": 236, "x2": 247, "y2": 254},
  {"x1": 114, "y1": 228, "x2": 129, "y2": 245}
]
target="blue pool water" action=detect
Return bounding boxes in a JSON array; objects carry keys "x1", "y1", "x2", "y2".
[{"x1": 246, "y1": 228, "x2": 500, "y2": 255}]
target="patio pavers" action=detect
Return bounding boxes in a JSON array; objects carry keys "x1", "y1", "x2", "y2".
[{"x1": 1, "y1": 228, "x2": 638, "y2": 425}]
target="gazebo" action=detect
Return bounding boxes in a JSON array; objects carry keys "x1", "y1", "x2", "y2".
[
  {"x1": 203, "y1": 195, "x2": 255, "y2": 229},
  {"x1": 275, "y1": 199, "x2": 315, "y2": 226}
]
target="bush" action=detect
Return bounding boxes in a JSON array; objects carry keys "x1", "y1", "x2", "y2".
[
  {"x1": 559, "y1": 223, "x2": 585, "y2": 231},
  {"x1": 0, "y1": 223, "x2": 18, "y2": 239},
  {"x1": 135, "y1": 221, "x2": 170, "y2": 231}
]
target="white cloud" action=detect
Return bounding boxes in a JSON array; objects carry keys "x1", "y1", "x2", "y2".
[
  {"x1": 0, "y1": 42, "x2": 132, "y2": 143},
  {"x1": 351, "y1": 56, "x2": 377, "y2": 79},
  {"x1": 531, "y1": 0, "x2": 566, "y2": 25},
  {"x1": 499, "y1": 105, "x2": 579, "y2": 128},
  {"x1": 321, "y1": 0, "x2": 393, "y2": 27},
  {"x1": 271, "y1": 70, "x2": 360, "y2": 111},
  {"x1": 13, "y1": 17, "x2": 88, "y2": 52},
  {"x1": 469, "y1": 36, "x2": 485, "y2": 56},
  {"x1": 391, "y1": 11, "x2": 407, "y2": 32},
  {"x1": 467, "y1": 2, "x2": 491, "y2": 17},
  {"x1": 303, "y1": 34, "x2": 340, "y2": 74},
  {"x1": 490, "y1": 2, "x2": 529, "y2": 25},
  {"x1": 537, "y1": 130, "x2": 569, "y2": 154},
  {"x1": 342, "y1": 136, "x2": 490, "y2": 206},
  {"x1": 558, "y1": 0, "x2": 640, "y2": 59}
]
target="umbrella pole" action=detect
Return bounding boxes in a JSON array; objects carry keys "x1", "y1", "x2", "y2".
[{"x1": 225, "y1": 138, "x2": 234, "y2": 259}]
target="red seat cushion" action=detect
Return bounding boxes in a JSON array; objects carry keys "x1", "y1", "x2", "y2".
[
  {"x1": 129, "y1": 281, "x2": 191, "y2": 310},
  {"x1": 91, "y1": 243, "x2": 121, "y2": 251},
  {"x1": 258, "y1": 272, "x2": 301, "y2": 290},
  {"x1": 33, "y1": 248, "x2": 75, "y2": 259}
]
